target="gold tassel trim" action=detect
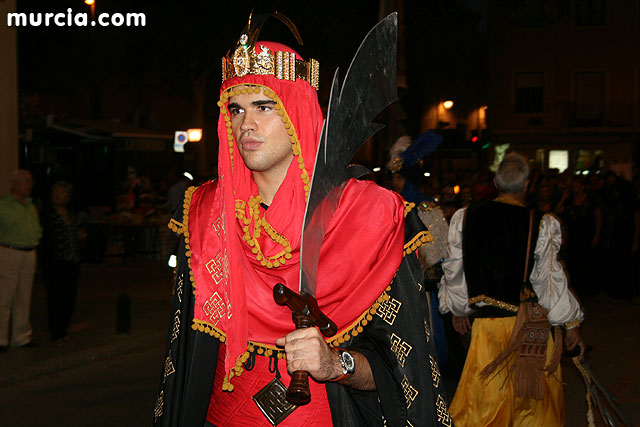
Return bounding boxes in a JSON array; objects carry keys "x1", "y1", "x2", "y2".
[
  {"x1": 186, "y1": 182, "x2": 424, "y2": 390},
  {"x1": 235, "y1": 195, "x2": 293, "y2": 269},
  {"x1": 403, "y1": 201, "x2": 416, "y2": 217},
  {"x1": 167, "y1": 218, "x2": 184, "y2": 234},
  {"x1": 178, "y1": 185, "x2": 198, "y2": 297},
  {"x1": 191, "y1": 282, "x2": 393, "y2": 361},
  {"x1": 404, "y1": 230, "x2": 433, "y2": 255},
  {"x1": 192, "y1": 277, "x2": 402, "y2": 390}
]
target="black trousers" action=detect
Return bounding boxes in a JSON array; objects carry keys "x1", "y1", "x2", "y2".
[{"x1": 44, "y1": 258, "x2": 80, "y2": 340}]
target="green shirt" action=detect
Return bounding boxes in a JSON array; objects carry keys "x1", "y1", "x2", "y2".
[{"x1": 0, "y1": 195, "x2": 42, "y2": 248}]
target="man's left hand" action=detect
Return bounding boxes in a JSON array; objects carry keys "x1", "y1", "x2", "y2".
[
  {"x1": 565, "y1": 327, "x2": 585, "y2": 359},
  {"x1": 275, "y1": 327, "x2": 341, "y2": 382}
]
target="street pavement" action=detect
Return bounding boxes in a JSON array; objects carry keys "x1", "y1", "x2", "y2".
[
  {"x1": 0, "y1": 258, "x2": 638, "y2": 426},
  {"x1": 0, "y1": 258, "x2": 171, "y2": 426}
]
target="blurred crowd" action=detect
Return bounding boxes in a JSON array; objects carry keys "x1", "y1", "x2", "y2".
[{"x1": 407, "y1": 166, "x2": 640, "y2": 302}]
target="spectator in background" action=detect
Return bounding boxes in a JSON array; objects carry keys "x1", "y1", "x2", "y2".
[
  {"x1": 459, "y1": 184, "x2": 472, "y2": 208},
  {"x1": 472, "y1": 171, "x2": 495, "y2": 202},
  {"x1": 388, "y1": 136, "x2": 430, "y2": 204},
  {"x1": 602, "y1": 174, "x2": 637, "y2": 301},
  {"x1": 556, "y1": 176, "x2": 601, "y2": 297},
  {"x1": 42, "y1": 181, "x2": 83, "y2": 345},
  {"x1": 0, "y1": 170, "x2": 42, "y2": 351},
  {"x1": 168, "y1": 172, "x2": 193, "y2": 214},
  {"x1": 533, "y1": 176, "x2": 554, "y2": 213}
]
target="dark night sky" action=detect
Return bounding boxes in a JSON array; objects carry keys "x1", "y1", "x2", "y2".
[
  {"x1": 15, "y1": 1, "x2": 484, "y2": 137},
  {"x1": 16, "y1": 1, "x2": 381, "y2": 105},
  {"x1": 11, "y1": 1, "x2": 489, "y2": 208}
]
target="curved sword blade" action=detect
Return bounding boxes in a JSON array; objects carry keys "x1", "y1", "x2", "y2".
[{"x1": 299, "y1": 13, "x2": 398, "y2": 296}]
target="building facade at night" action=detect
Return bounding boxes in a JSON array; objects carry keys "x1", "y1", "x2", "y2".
[{"x1": 485, "y1": 0, "x2": 640, "y2": 178}]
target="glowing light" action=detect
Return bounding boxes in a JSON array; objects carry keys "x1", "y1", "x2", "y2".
[
  {"x1": 183, "y1": 172, "x2": 194, "y2": 181},
  {"x1": 582, "y1": 170, "x2": 589, "y2": 175},
  {"x1": 372, "y1": 167, "x2": 381, "y2": 172},
  {"x1": 168, "y1": 254, "x2": 177, "y2": 268},
  {"x1": 454, "y1": 185, "x2": 460, "y2": 194},
  {"x1": 423, "y1": 172, "x2": 431, "y2": 177},
  {"x1": 471, "y1": 136, "x2": 479, "y2": 143},
  {"x1": 85, "y1": 0, "x2": 95, "y2": 5},
  {"x1": 549, "y1": 150, "x2": 569, "y2": 173},
  {"x1": 187, "y1": 128, "x2": 203, "y2": 142},
  {"x1": 443, "y1": 100, "x2": 454, "y2": 110}
]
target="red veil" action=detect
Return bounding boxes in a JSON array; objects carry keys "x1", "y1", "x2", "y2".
[{"x1": 186, "y1": 42, "x2": 405, "y2": 387}]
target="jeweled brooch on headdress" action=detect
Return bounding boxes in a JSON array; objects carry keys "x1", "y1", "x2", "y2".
[{"x1": 221, "y1": 12, "x2": 320, "y2": 90}]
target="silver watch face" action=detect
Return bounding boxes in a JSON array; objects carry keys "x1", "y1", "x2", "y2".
[{"x1": 340, "y1": 350, "x2": 356, "y2": 374}]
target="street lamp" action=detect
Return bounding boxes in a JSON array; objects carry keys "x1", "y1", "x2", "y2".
[
  {"x1": 84, "y1": 0, "x2": 95, "y2": 20},
  {"x1": 187, "y1": 128, "x2": 203, "y2": 142},
  {"x1": 174, "y1": 128, "x2": 203, "y2": 152},
  {"x1": 443, "y1": 100, "x2": 454, "y2": 110}
]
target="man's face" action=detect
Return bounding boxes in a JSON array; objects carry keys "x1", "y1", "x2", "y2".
[
  {"x1": 391, "y1": 173, "x2": 405, "y2": 193},
  {"x1": 228, "y1": 87, "x2": 293, "y2": 175},
  {"x1": 11, "y1": 172, "x2": 33, "y2": 198},
  {"x1": 52, "y1": 186, "x2": 70, "y2": 206}
]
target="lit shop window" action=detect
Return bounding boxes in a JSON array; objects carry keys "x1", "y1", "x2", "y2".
[{"x1": 549, "y1": 150, "x2": 569, "y2": 173}]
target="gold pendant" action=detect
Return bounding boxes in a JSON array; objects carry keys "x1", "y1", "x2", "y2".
[{"x1": 252, "y1": 377, "x2": 297, "y2": 426}]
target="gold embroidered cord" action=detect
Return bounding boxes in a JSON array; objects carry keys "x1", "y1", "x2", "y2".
[
  {"x1": 573, "y1": 357, "x2": 596, "y2": 427},
  {"x1": 468, "y1": 294, "x2": 518, "y2": 313},
  {"x1": 493, "y1": 196, "x2": 526, "y2": 207},
  {"x1": 564, "y1": 318, "x2": 581, "y2": 329}
]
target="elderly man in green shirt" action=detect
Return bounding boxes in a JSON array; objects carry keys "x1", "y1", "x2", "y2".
[{"x1": 0, "y1": 170, "x2": 42, "y2": 351}]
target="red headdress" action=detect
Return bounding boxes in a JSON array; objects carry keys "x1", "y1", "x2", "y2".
[{"x1": 185, "y1": 17, "x2": 405, "y2": 390}]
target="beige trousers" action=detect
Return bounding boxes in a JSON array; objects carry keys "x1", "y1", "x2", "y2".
[{"x1": 0, "y1": 246, "x2": 36, "y2": 346}]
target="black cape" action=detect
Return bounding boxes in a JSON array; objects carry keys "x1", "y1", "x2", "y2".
[{"x1": 153, "y1": 194, "x2": 453, "y2": 427}]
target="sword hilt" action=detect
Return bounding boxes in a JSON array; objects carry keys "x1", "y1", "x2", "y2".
[
  {"x1": 273, "y1": 283, "x2": 337, "y2": 405},
  {"x1": 273, "y1": 284, "x2": 337, "y2": 336}
]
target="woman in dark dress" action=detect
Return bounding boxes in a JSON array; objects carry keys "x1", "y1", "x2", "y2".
[{"x1": 42, "y1": 181, "x2": 82, "y2": 344}]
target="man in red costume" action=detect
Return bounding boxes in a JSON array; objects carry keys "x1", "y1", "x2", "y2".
[{"x1": 154, "y1": 16, "x2": 450, "y2": 427}]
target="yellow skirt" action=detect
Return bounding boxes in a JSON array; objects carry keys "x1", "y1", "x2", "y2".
[{"x1": 449, "y1": 317, "x2": 565, "y2": 427}]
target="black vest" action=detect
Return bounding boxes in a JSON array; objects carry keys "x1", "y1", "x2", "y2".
[{"x1": 463, "y1": 201, "x2": 542, "y2": 316}]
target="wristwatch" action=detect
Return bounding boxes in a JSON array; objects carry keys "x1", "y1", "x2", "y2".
[{"x1": 331, "y1": 348, "x2": 355, "y2": 381}]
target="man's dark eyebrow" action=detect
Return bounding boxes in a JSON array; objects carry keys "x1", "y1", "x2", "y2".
[
  {"x1": 227, "y1": 99, "x2": 276, "y2": 110},
  {"x1": 251, "y1": 99, "x2": 277, "y2": 107}
]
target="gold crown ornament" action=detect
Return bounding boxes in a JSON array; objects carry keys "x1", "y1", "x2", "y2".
[{"x1": 221, "y1": 12, "x2": 320, "y2": 90}]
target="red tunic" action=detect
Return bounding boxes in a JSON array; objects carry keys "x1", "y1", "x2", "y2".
[{"x1": 207, "y1": 344, "x2": 333, "y2": 426}]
